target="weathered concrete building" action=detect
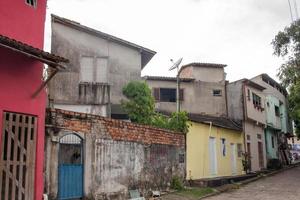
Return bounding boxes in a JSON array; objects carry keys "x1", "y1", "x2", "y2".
[
  {"x1": 227, "y1": 79, "x2": 267, "y2": 171},
  {"x1": 44, "y1": 109, "x2": 185, "y2": 199},
  {"x1": 144, "y1": 63, "x2": 227, "y2": 116},
  {"x1": 251, "y1": 74, "x2": 293, "y2": 164},
  {"x1": 49, "y1": 15, "x2": 156, "y2": 118}
]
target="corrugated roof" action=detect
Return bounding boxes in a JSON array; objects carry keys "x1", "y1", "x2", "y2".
[
  {"x1": 181, "y1": 62, "x2": 227, "y2": 68},
  {"x1": 143, "y1": 76, "x2": 195, "y2": 82},
  {"x1": 188, "y1": 113, "x2": 243, "y2": 131},
  {"x1": 0, "y1": 34, "x2": 69, "y2": 65},
  {"x1": 158, "y1": 110, "x2": 242, "y2": 131},
  {"x1": 51, "y1": 14, "x2": 156, "y2": 69}
]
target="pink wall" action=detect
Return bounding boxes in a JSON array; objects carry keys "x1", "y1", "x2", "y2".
[
  {"x1": 0, "y1": 0, "x2": 47, "y2": 48},
  {"x1": 0, "y1": 1, "x2": 48, "y2": 199},
  {"x1": 0, "y1": 48, "x2": 46, "y2": 200}
]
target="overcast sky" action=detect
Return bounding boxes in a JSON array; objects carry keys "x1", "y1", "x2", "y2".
[{"x1": 45, "y1": 0, "x2": 297, "y2": 82}]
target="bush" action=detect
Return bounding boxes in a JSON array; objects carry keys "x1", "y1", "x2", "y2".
[
  {"x1": 170, "y1": 176, "x2": 184, "y2": 191},
  {"x1": 267, "y1": 159, "x2": 282, "y2": 170}
]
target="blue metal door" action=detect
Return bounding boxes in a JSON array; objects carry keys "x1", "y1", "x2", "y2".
[
  {"x1": 58, "y1": 134, "x2": 83, "y2": 199},
  {"x1": 58, "y1": 164, "x2": 83, "y2": 199}
]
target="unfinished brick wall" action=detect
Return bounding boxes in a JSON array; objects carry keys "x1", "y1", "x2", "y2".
[{"x1": 45, "y1": 109, "x2": 185, "y2": 199}]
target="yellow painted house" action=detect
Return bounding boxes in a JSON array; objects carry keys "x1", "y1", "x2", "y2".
[{"x1": 186, "y1": 114, "x2": 244, "y2": 180}]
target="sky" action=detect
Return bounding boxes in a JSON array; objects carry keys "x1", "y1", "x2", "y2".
[{"x1": 45, "y1": 0, "x2": 298, "y2": 82}]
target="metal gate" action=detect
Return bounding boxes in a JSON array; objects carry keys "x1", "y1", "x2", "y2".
[
  {"x1": 0, "y1": 112, "x2": 37, "y2": 200},
  {"x1": 58, "y1": 134, "x2": 83, "y2": 199}
]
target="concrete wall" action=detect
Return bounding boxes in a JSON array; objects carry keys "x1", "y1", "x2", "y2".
[
  {"x1": 180, "y1": 66, "x2": 225, "y2": 82},
  {"x1": 49, "y1": 20, "x2": 143, "y2": 116},
  {"x1": 244, "y1": 85, "x2": 266, "y2": 125},
  {"x1": 44, "y1": 109, "x2": 185, "y2": 199},
  {"x1": 186, "y1": 122, "x2": 244, "y2": 180},
  {"x1": 226, "y1": 81, "x2": 244, "y2": 121},
  {"x1": 244, "y1": 121, "x2": 267, "y2": 171},
  {"x1": 146, "y1": 79, "x2": 227, "y2": 116},
  {"x1": 265, "y1": 95, "x2": 281, "y2": 130},
  {"x1": 251, "y1": 75, "x2": 292, "y2": 134},
  {"x1": 265, "y1": 128, "x2": 279, "y2": 159}
]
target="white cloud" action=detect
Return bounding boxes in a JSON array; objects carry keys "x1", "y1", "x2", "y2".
[{"x1": 45, "y1": 0, "x2": 293, "y2": 82}]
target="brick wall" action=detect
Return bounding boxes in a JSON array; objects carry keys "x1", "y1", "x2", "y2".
[
  {"x1": 45, "y1": 108, "x2": 186, "y2": 199},
  {"x1": 47, "y1": 108, "x2": 185, "y2": 147}
]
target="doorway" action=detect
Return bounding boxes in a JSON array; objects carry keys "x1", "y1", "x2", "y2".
[
  {"x1": 58, "y1": 134, "x2": 83, "y2": 199},
  {"x1": 209, "y1": 137, "x2": 217, "y2": 175},
  {"x1": 231, "y1": 143, "x2": 237, "y2": 174},
  {"x1": 0, "y1": 112, "x2": 37, "y2": 200},
  {"x1": 258, "y1": 141, "x2": 264, "y2": 169}
]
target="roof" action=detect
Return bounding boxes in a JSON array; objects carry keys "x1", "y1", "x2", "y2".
[
  {"x1": 253, "y1": 73, "x2": 288, "y2": 96},
  {"x1": 143, "y1": 76, "x2": 195, "y2": 82},
  {"x1": 158, "y1": 110, "x2": 242, "y2": 131},
  {"x1": 188, "y1": 113, "x2": 243, "y2": 131},
  {"x1": 0, "y1": 34, "x2": 69, "y2": 68},
  {"x1": 230, "y1": 78, "x2": 266, "y2": 91},
  {"x1": 52, "y1": 14, "x2": 156, "y2": 69},
  {"x1": 182, "y1": 62, "x2": 227, "y2": 68}
]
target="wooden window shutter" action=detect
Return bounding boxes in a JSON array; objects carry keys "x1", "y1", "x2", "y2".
[
  {"x1": 179, "y1": 89, "x2": 184, "y2": 101},
  {"x1": 153, "y1": 88, "x2": 160, "y2": 101}
]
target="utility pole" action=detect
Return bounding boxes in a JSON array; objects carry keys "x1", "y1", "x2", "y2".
[{"x1": 169, "y1": 58, "x2": 183, "y2": 113}]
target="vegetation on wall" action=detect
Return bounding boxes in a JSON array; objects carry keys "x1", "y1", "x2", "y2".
[
  {"x1": 121, "y1": 81, "x2": 189, "y2": 133},
  {"x1": 272, "y1": 20, "x2": 300, "y2": 137}
]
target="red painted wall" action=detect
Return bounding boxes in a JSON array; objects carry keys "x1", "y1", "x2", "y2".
[
  {"x1": 0, "y1": 48, "x2": 46, "y2": 200},
  {"x1": 0, "y1": 1, "x2": 48, "y2": 199},
  {"x1": 0, "y1": 0, "x2": 47, "y2": 48}
]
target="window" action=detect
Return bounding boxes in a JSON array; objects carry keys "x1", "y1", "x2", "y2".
[
  {"x1": 80, "y1": 56, "x2": 108, "y2": 83},
  {"x1": 160, "y1": 88, "x2": 176, "y2": 102},
  {"x1": 221, "y1": 138, "x2": 226, "y2": 156},
  {"x1": 247, "y1": 89, "x2": 251, "y2": 101},
  {"x1": 275, "y1": 105, "x2": 280, "y2": 117},
  {"x1": 237, "y1": 143, "x2": 242, "y2": 157},
  {"x1": 271, "y1": 136, "x2": 275, "y2": 148},
  {"x1": 252, "y1": 93, "x2": 261, "y2": 107},
  {"x1": 257, "y1": 134, "x2": 262, "y2": 140},
  {"x1": 153, "y1": 88, "x2": 184, "y2": 102},
  {"x1": 246, "y1": 135, "x2": 251, "y2": 140},
  {"x1": 213, "y1": 89, "x2": 222, "y2": 96},
  {"x1": 26, "y1": 0, "x2": 36, "y2": 7}
]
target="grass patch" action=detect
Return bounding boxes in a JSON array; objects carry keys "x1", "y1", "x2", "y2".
[{"x1": 177, "y1": 187, "x2": 215, "y2": 199}]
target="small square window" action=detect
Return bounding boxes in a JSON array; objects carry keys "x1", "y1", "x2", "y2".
[
  {"x1": 213, "y1": 89, "x2": 222, "y2": 96},
  {"x1": 26, "y1": 0, "x2": 37, "y2": 7},
  {"x1": 257, "y1": 134, "x2": 262, "y2": 140},
  {"x1": 179, "y1": 154, "x2": 185, "y2": 163},
  {"x1": 246, "y1": 135, "x2": 251, "y2": 140}
]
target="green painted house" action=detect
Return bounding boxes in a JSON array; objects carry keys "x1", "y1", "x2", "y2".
[{"x1": 251, "y1": 74, "x2": 293, "y2": 165}]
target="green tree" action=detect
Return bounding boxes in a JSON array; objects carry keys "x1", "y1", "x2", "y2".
[
  {"x1": 121, "y1": 81, "x2": 190, "y2": 133},
  {"x1": 121, "y1": 81, "x2": 155, "y2": 124},
  {"x1": 272, "y1": 20, "x2": 300, "y2": 137}
]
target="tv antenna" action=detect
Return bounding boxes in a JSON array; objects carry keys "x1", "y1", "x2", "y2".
[{"x1": 169, "y1": 58, "x2": 183, "y2": 113}]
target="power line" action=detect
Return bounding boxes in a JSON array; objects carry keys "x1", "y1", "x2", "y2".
[
  {"x1": 288, "y1": 0, "x2": 294, "y2": 22},
  {"x1": 294, "y1": 0, "x2": 299, "y2": 20}
]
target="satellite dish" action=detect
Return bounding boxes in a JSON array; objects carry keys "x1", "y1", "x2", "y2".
[{"x1": 169, "y1": 57, "x2": 183, "y2": 71}]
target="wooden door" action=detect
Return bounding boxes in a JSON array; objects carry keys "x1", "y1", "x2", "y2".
[
  {"x1": 247, "y1": 142, "x2": 252, "y2": 171},
  {"x1": 258, "y1": 141, "x2": 264, "y2": 168},
  {"x1": 0, "y1": 112, "x2": 37, "y2": 200}
]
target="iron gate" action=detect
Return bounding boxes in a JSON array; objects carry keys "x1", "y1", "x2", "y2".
[{"x1": 58, "y1": 134, "x2": 83, "y2": 199}]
